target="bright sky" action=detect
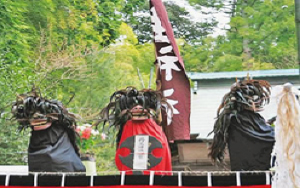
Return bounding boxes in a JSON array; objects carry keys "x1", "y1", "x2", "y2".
[{"x1": 162, "y1": 0, "x2": 231, "y2": 37}]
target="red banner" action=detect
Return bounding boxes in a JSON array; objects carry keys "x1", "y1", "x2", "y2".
[
  {"x1": 0, "y1": 186, "x2": 271, "y2": 188},
  {"x1": 150, "y1": 0, "x2": 191, "y2": 141}
]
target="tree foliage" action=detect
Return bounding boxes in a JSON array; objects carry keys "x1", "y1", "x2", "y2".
[
  {"x1": 183, "y1": 0, "x2": 296, "y2": 72},
  {"x1": 0, "y1": 0, "x2": 147, "y2": 169},
  {"x1": 128, "y1": 0, "x2": 217, "y2": 43}
]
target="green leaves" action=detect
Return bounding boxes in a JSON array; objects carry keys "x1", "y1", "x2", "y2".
[
  {"x1": 183, "y1": 0, "x2": 297, "y2": 72},
  {"x1": 0, "y1": 0, "x2": 148, "y2": 168},
  {"x1": 128, "y1": 1, "x2": 217, "y2": 44},
  {"x1": 214, "y1": 55, "x2": 243, "y2": 72}
]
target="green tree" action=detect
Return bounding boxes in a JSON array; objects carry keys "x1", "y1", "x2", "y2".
[
  {"x1": 183, "y1": 0, "x2": 296, "y2": 72},
  {"x1": 227, "y1": 0, "x2": 296, "y2": 69},
  {"x1": 128, "y1": 0, "x2": 217, "y2": 43},
  {"x1": 0, "y1": 0, "x2": 149, "y2": 167}
]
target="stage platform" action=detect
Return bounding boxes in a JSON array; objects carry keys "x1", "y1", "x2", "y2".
[{"x1": 0, "y1": 168, "x2": 272, "y2": 187}]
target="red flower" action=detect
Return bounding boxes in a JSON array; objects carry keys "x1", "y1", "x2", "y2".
[{"x1": 81, "y1": 127, "x2": 92, "y2": 139}]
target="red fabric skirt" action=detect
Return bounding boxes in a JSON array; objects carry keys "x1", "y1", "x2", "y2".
[{"x1": 115, "y1": 119, "x2": 172, "y2": 175}]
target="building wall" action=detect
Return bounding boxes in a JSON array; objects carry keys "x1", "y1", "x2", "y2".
[{"x1": 191, "y1": 76, "x2": 300, "y2": 139}]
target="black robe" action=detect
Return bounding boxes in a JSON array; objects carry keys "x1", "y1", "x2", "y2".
[
  {"x1": 228, "y1": 111, "x2": 275, "y2": 171},
  {"x1": 28, "y1": 122, "x2": 86, "y2": 172}
]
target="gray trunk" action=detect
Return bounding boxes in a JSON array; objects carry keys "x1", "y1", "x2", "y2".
[
  {"x1": 242, "y1": 0, "x2": 252, "y2": 66},
  {"x1": 243, "y1": 38, "x2": 252, "y2": 61}
]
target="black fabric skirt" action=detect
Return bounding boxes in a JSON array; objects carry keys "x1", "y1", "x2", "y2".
[
  {"x1": 228, "y1": 111, "x2": 275, "y2": 171},
  {"x1": 28, "y1": 123, "x2": 86, "y2": 172}
]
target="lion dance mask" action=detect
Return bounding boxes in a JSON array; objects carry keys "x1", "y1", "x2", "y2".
[
  {"x1": 97, "y1": 87, "x2": 172, "y2": 175},
  {"x1": 11, "y1": 88, "x2": 85, "y2": 172},
  {"x1": 208, "y1": 79, "x2": 275, "y2": 170}
]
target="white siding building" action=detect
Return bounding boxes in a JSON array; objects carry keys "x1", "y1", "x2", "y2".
[{"x1": 188, "y1": 69, "x2": 300, "y2": 139}]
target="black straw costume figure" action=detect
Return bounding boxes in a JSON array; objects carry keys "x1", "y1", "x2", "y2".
[
  {"x1": 11, "y1": 89, "x2": 86, "y2": 172},
  {"x1": 208, "y1": 79, "x2": 275, "y2": 171},
  {"x1": 96, "y1": 87, "x2": 172, "y2": 175}
]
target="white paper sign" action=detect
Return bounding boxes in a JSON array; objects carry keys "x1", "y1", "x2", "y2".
[{"x1": 133, "y1": 135, "x2": 149, "y2": 170}]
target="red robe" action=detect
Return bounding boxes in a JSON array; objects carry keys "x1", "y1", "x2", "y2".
[{"x1": 115, "y1": 119, "x2": 172, "y2": 175}]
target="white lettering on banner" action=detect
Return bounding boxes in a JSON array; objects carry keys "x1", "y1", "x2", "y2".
[
  {"x1": 163, "y1": 89, "x2": 179, "y2": 125},
  {"x1": 151, "y1": 5, "x2": 183, "y2": 125},
  {"x1": 151, "y1": 7, "x2": 181, "y2": 82},
  {"x1": 157, "y1": 56, "x2": 180, "y2": 81},
  {"x1": 159, "y1": 46, "x2": 173, "y2": 54},
  {"x1": 133, "y1": 135, "x2": 149, "y2": 170},
  {"x1": 150, "y1": 7, "x2": 170, "y2": 43}
]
